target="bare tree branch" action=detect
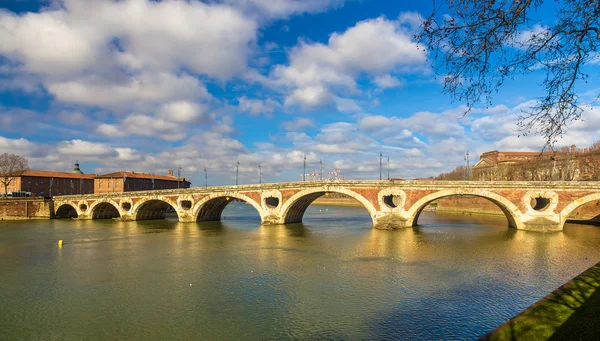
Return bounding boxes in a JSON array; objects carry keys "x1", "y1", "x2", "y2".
[
  {"x1": 0, "y1": 153, "x2": 29, "y2": 195},
  {"x1": 418, "y1": 0, "x2": 599, "y2": 148}
]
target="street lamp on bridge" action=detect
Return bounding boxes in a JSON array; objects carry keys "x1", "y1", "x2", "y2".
[{"x1": 236, "y1": 160, "x2": 240, "y2": 186}]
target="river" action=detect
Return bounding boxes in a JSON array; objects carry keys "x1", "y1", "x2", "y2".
[{"x1": 1, "y1": 203, "x2": 600, "y2": 340}]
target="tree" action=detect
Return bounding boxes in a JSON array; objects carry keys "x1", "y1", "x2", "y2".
[
  {"x1": 418, "y1": 0, "x2": 599, "y2": 147},
  {"x1": 436, "y1": 165, "x2": 469, "y2": 180},
  {"x1": 0, "y1": 153, "x2": 29, "y2": 195}
]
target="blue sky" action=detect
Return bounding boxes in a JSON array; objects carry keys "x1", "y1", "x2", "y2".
[{"x1": 0, "y1": 0, "x2": 598, "y2": 186}]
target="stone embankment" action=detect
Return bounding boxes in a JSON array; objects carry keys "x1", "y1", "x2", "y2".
[{"x1": 0, "y1": 198, "x2": 53, "y2": 220}]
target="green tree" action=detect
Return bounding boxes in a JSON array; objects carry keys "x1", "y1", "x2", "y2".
[{"x1": 418, "y1": 0, "x2": 599, "y2": 147}]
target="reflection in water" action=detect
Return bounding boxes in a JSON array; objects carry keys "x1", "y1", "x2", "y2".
[{"x1": 1, "y1": 205, "x2": 600, "y2": 340}]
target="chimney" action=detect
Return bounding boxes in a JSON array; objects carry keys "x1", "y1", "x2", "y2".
[{"x1": 168, "y1": 170, "x2": 173, "y2": 177}]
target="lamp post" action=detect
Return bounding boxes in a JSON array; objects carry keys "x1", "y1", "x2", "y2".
[
  {"x1": 204, "y1": 168, "x2": 207, "y2": 187},
  {"x1": 387, "y1": 156, "x2": 390, "y2": 180},
  {"x1": 319, "y1": 159, "x2": 323, "y2": 181},
  {"x1": 379, "y1": 152, "x2": 382, "y2": 180},
  {"x1": 303, "y1": 154, "x2": 306, "y2": 182},
  {"x1": 236, "y1": 160, "x2": 239, "y2": 185},
  {"x1": 259, "y1": 164, "x2": 262, "y2": 185},
  {"x1": 177, "y1": 165, "x2": 181, "y2": 189}
]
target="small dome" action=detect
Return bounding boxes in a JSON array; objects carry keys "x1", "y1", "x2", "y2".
[{"x1": 72, "y1": 161, "x2": 84, "y2": 174}]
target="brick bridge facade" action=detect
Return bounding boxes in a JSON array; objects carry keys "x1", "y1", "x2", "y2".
[{"x1": 52, "y1": 180, "x2": 600, "y2": 232}]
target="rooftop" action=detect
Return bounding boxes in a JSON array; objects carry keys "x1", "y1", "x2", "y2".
[
  {"x1": 96, "y1": 171, "x2": 187, "y2": 182},
  {"x1": 21, "y1": 170, "x2": 96, "y2": 179}
]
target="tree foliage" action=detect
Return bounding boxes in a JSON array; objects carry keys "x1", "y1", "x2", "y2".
[
  {"x1": 436, "y1": 165, "x2": 470, "y2": 180},
  {"x1": 0, "y1": 153, "x2": 29, "y2": 195},
  {"x1": 418, "y1": 0, "x2": 599, "y2": 147}
]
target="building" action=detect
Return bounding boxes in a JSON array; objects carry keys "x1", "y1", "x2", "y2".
[
  {"x1": 472, "y1": 147, "x2": 599, "y2": 181},
  {"x1": 4, "y1": 162, "x2": 95, "y2": 196},
  {"x1": 94, "y1": 170, "x2": 190, "y2": 194}
]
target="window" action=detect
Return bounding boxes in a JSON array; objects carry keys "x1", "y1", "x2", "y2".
[
  {"x1": 99, "y1": 180, "x2": 102, "y2": 188},
  {"x1": 116, "y1": 181, "x2": 119, "y2": 189},
  {"x1": 108, "y1": 180, "x2": 111, "y2": 188}
]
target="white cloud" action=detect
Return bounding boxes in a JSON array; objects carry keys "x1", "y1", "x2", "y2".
[
  {"x1": 273, "y1": 16, "x2": 426, "y2": 109},
  {"x1": 358, "y1": 115, "x2": 392, "y2": 130},
  {"x1": 0, "y1": 9, "x2": 105, "y2": 77},
  {"x1": 56, "y1": 139, "x2": 117, "y2": 157},
  {"x1": 284, "y1": 85, "x2": 332, "y2": 109},
  {"x1": 120, "y1": 115, "x2": 187, "y2": 141},
  {"x1": 47, "y1": 72, "x2": 208, "y2": 108},
  {"x1": 0, "y1": 1, "x2": 257, "y2": 80},
  {"x1": 334, "y1": 97, "x2": 362, "y2": 112},
  {"x1": 237, "y1": 96, "x2": 280, "y2": 116},
  {"x1": 97, "y1": 124, "x2": 126, "y2": 137},
  {"x1": 511, "y1": 24, "x2": 549, "y2": 48},
  {"x1": 157, "y1": 101, "x2": 209, "y2": 123},
  {"x1": 374, "y1": 74, "x2": 402, "y2": 89},
  {"x1": 403, "y1": 148, "x2": 423, "y2": 157},
  {"x1": 281, "y1": 117, "x2": 315, "y2": 131},
  {"x1": 224, "y1": 0, "x2": 345, "y2": 19}
]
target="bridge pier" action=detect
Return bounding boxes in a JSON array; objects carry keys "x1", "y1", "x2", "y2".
[
  {"x1": 373, "y1": 213, "x2": 411, "y2": 230},
  {"x1": 521, "y1": 214, "x2": 563, "y2": 232}
]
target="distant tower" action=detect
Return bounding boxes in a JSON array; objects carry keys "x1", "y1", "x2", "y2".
[{"x1": 72, "y1": 160, "x2": 84, "y2": 174}]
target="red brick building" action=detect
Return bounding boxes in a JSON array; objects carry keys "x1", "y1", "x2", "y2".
[
  {"x1": 94, "y1": 170, "x2": 190, "y2": 194},
  {"x1": 5, "y1": 162, "x2": 95, "y2": 197}
]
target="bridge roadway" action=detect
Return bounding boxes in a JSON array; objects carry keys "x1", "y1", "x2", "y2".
[{"x1": 52, "y1": 180, "x2": 600, "y2": 231}]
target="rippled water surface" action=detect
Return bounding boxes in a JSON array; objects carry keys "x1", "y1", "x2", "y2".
[{"x1": 2, "y1": 203, "x2": 600, "y2": 340}]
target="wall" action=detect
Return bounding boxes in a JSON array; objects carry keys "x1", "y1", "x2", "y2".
[
  {"x1": 432, "y1": 196, "x2": 504, "y2": 215},
  {"x1": 0, "y1": 198, "x2": 53, "y2": 220}
]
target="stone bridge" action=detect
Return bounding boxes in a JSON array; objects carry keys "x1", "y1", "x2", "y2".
[{"x1": 52, "y1": 180, "x2": 600, "y2": 231}]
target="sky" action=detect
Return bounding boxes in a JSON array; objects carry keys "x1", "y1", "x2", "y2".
[{"x1": 0, "y1": 0, "x2": 598, "y2": 186}]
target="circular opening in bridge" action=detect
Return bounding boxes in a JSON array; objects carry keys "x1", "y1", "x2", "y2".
[
  {"x1": 530, "y1": 197, "x2": 551, "y2": 211},
  {"x1": 265, "y1": 197, "x2": 279, "y2": 208},
  {"x1": 56, "y1": 204, "x2": 78, "y2": 219},
  {"x1": 92, "y1": 203, "x2": 120, "y2": 220},
  {"x1": 383, "y1": 195, "x2": 402, "y2": 208},
  {"x1": 79, "y1": 204, "x2": 87, "y2": 211},
  {"x1": 180, "y1": 200, "x2": 192, "y2": 210},
  {"x1": 121, "y1": 202, "x2": 131, "y2": 211}
]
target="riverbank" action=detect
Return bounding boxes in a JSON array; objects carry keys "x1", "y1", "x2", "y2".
[
  {"x1": 481, "y1": 260, "x2": 600, "y2": 340},
  {"x1": 0, "y1": 198, "x2": 52, "y2": 220}
]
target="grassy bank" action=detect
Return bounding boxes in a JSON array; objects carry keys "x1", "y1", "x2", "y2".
[{"x1": 481, "y1": 261, "x2": 600, "y2": 340}]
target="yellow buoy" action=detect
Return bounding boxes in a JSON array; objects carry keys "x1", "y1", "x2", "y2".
[
  {"x1": 326, "y1": 208, "x2": 328, "y2": 212},
  {"x1": 58, "y1": 240, "x2": 63, "y2": 247}
]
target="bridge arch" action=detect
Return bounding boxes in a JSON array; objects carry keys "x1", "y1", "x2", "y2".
[
  {"x1": 405, "y1": 189, "x2": 522, "y2": 229},
  {"x1": 132, "y1": 198, "x2": 179, "y2": 221},
  {"x1": 192, "y1": 193, "x2": 263, "y2": 223},
  {"x1": 280, "y1": 187, "x2": 377, "y2": 224},
  {"x1": 89, "y1": 200, "x2": 121, "y2": 220},
  {"x1": 55, "y1": 203, "x2": 78, "y2": 218},
  {"x1": 560, "y1": 193, "x2": 600, "y2": 227}
]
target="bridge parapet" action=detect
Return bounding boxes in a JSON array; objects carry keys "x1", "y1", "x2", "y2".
[{"x1": 51, "y1": 180, "x2": 600, "y2": 232}]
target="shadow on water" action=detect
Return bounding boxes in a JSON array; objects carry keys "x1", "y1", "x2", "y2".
[
  {"x1": 281, "y1": 223, "x2": 308, "y2": 237},
  {"x1": 481, "y1": 262, "x2": 600, "y2": 341},
  {"x1": 134, "y1": 218, "x2": 179, "y2": 233},
  {"x1": 196, "y1": 220, "x2": 228, "y2": 236}
]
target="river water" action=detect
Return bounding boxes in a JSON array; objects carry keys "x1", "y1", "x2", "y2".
[{"x1": 1, "y1": 203, "x2": 600, "y2": 340}]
